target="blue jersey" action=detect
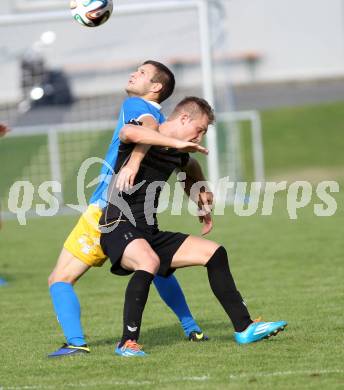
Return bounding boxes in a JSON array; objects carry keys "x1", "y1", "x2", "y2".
[{"x1": 89, "y1": 97, "x2": 165, "y2": 207}]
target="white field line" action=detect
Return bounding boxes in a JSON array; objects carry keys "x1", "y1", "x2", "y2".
[
  {"x1": 2, "y1": 370, "x2": 343, "y2": 390},
  {"x1": 229, "y1": 369, "x2": 344, "y2": 380},
  {"x1": 1, "y1": 376, "x2": 209, "y2": 390}
]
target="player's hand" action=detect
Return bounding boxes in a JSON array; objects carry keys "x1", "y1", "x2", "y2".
[
  {"x1": 0, "y1": 123, "x2": 10, "y2": 138},
  {"x1": 116, "y1": 163, "x2": 139, "y2": 191},
  {"x1": 198, "y1": 191, "x2": 214, "y2": 211},
  {"x1": 198, "y1": 191, "x2": 214, "y2": 235},
  {"x1": 200, "y1": 212, "x2": 213, "y2": 235},
  {"x1": 175, "y1": 140, "x2": 208, "y2": 155}
]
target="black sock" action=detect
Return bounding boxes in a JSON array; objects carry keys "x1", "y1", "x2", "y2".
[
  {"x1": 206, "y1": 246, "x2": 252, "y2": 332},
  {"x1": 120, "y1": 270, "x2": 155, "y2": 346}
]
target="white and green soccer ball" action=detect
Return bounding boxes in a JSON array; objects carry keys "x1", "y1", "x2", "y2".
[{"x1": 70, "y1": 0, "x2": 113, "y2": 27}]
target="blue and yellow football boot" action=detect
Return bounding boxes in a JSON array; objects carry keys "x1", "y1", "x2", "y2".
[
  {"x1": 234, "y1": 318, "x2": 287, "y2": 344},
  {"x1": 115, "y1": 340, "x2": 147, "y2": 357},
  {"x1": 188, "y1": 331, "x2": 209, "y2": 342},
  {"x1": 48, "y1": 343, "x2": 90, "y2": 357}
]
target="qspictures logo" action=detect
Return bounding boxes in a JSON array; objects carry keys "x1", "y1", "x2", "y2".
[{"x1": 5, "y1": 157, "x2": 340, "y2": 226}]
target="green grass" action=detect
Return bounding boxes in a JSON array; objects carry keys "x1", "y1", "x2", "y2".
[
  {"x1": 241, "y1": 101, "x2": 344, "y2": 180},
  {"x1": 1, "y1": 101, "x2": 344, "y2": 388},
  {"x1": 262, "y1": 102, "x2": 344, "y2": 174},
  {"x1": 0, "y1": 134, "x2": 49, "y2": 201},
  {"x1": 1, "y1": 193, "x2": 343, "y2": 389}
]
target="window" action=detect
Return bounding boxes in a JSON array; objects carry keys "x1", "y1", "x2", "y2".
[{"x1": 15, "y1": 0, "x2": 66, "y2": 11}]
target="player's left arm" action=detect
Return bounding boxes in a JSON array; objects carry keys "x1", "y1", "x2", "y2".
[
  {"x1": 183, "y1": 157, "x2": 213, "y2": 205},
  {"x1": 182, "y1": 157, "x2": 214, "y2": 235},
  {"x1": 116, "y1": 115, "x2": 158, "y2": 191}
]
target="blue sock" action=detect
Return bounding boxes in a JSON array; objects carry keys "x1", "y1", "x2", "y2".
[
  {"x1": 49, "y1": 282, "x2": 86, "y2": 346},
  {"x1": 153, "y1": 274, "x2": 201, "y2": 336}
]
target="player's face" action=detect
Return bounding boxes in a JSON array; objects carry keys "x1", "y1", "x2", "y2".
[
  {"x1": 126, "y1": 64, "x2": 157, "y2": 96},
  {"x1": 181, "y1": 114, "x2": 209, "y2": 144}
]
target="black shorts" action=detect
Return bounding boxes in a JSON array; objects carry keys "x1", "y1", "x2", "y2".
[{"x1": 100, "y1": 221, "x2": 189, "y2": 277}]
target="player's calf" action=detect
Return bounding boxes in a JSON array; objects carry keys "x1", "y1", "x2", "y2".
[
  {"x1": 206, "y1": 246, "x2": 252, "y2": 332},
  {"x1": 117, "y1": 270, "x2": 155, "y2": 351},
  {"x1": 205, "y1": 246, "x2": 287, "y2": 343},
  {"x1": 115, "y1": 240, "x2": 159, "y2": 351},
  {"x1": 48, "y1": 252, "x2": 90, "y2": 354}
]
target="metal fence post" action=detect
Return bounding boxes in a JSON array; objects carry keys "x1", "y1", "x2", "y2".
[{"x1": 47, "y1": 128, "x2": 64, "y2": 205}]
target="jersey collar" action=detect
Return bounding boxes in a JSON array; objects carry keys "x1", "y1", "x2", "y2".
[{"x1": 146, "y1": 100, "x2": 161, "y2": 110}]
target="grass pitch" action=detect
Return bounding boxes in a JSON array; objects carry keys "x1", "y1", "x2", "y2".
[
  {"x1": 0, "y1": 193, "x2": 343, "y2": 389},
  {"x1": 1, "y1": 101, "x2": 344, "y2": 388}
]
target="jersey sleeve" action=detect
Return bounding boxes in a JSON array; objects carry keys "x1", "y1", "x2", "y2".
[{"x1": 122, "y1": 97, "x2": 156, "y2": 124}]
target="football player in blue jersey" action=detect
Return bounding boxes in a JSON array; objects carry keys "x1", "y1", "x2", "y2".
[{"x1": 48, "y1": 61, "x2": 209, "y2": 357}]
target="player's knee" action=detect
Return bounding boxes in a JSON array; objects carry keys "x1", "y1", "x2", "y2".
[
  {"x1": 48, "y1": 271, "x2": 78, "y2": 286},
  {"x1": 144, "y1": 256, "x2": 160, "y2": 274},
  {"x1": 48, "y1": 272, "x2": 55, "y2": 286},
  {"x1": 205, "y1": 245, "x2": 228, "y2": 268},
  {"x1": 201, "y1": 243, "x2": 222, "y2": 265},
  {"x1": 139, "y1": 251, "x2": 160, "y2": 274}
]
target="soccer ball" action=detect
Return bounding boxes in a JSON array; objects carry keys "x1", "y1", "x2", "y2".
[{"x1": 70, "y1": 0, "x2": 113, "y2": 27}]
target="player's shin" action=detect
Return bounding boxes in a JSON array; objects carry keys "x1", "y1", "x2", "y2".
[
  {"x1": 49, "y1": 282, "x2": 86, "y2": 346},
  {"x1": 120, "y1": 270, "x2": 155, "y2": 346},
  {"x1": 205, "y1": 246, "x2": 252, "y2": 332},
  {"x1": 153, "y1": 274, "x2": 201, "y2": 336}
]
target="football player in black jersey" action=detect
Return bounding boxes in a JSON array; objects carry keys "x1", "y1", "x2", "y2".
[{"x1": 100, "y1": 97, "x2": 287, "y2": 356}]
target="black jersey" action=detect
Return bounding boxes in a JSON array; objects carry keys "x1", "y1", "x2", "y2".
[{"x1": 100, "y1": 141, "x2": 190, "y2": 229}]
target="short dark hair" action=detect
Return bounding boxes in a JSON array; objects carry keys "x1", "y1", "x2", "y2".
[
  {"x1": 169, "y1": 96, "x2": 215, "y2": 124},
  {"x1": 143, "y1": 60, "x2": 175, "y2": 103}
]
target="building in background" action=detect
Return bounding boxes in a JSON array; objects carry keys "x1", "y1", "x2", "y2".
[{"x1": 0, "y1": 0, "x2": 344, "y2": 108}]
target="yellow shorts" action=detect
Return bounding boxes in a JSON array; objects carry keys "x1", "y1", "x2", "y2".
[{"x1": 64, "y1": 204, "x2": 107, "y2": 267}]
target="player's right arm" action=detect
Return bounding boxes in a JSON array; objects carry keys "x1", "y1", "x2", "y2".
[
  {"x1": 183, "y1": 157, "x2": 214, "y2": 236},
  {"x1": 119, "y1": 123, "x2": 209, "y2": 154}
]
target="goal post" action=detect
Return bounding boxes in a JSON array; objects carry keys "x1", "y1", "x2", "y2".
[{"x1": 217, "y1": 110, "x2": 265, "y2": 184}]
